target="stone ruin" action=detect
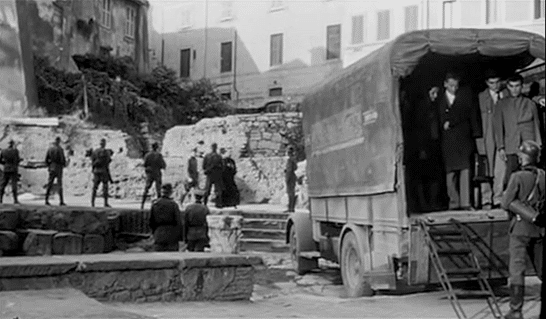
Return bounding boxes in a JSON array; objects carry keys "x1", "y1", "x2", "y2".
[{"x1": 0, "y1": 112, "x2": 308, "y2": 208}]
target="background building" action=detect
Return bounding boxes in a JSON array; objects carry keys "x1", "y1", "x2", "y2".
[
  {"x1": 342, "y1": 0, "x2": 546, "y2": 67},
  {"x1": 150, "y1": 0, "x2": 545, "y2": 108},
  {"x1": 150, "y1": 0, "x2": 345, "y2": 109}
]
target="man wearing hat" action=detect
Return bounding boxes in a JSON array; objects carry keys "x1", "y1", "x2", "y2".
[
  {"x1": 284, "y1": 146, "x2": 298, "y2": 213},
  {"x1": 0, "y1": 140, "x2": 21, "y2": 204},
  {"x1": 183, "y1": 189, "x2": 210, "y2": 252},
  {"x1": 501, "y1": 140, "x2": 545, "y2": 319},
  {"x1": 141, "y1": 142, "x2": 166, "y2": 209},
  {"x1": 149, "y1": 183, "x2": 183, "y2": 252},
  {"x1": 45, "y1": 137, "x2": 67, "y2": 206},
  {"x1": 202, "y1": 142, "x2": 224, "y2": 208}
]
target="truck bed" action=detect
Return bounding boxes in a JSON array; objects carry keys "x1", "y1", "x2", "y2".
[{"x1": 409, "y1": 208, "x2": 509, "y2": 225}]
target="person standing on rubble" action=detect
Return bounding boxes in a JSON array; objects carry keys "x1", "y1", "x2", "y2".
[
  {"x1": 501, "y1": 140, "x2": 545, "y2": 319},
  {"x1": 284, "y1": 146, "x2": 298, "y2": 213},
  {"x1": 141, "y1": 142, "x2": 166, "y2": 209},
  {"x1": 45, "y1": 137, "x2": 67, "y2": 206},
  {"x1": 202, "y1": 143, "x2": 224, "y2": 208},
  {"x1": 0, "y1": 140, "x2": 21, "y2": 204},
  {"x1": 91, "y1": 138, "x2": 112, "y2": 207}
]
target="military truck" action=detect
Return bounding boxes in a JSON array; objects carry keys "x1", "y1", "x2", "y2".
[{"x1": 286, "y1": 28, "x2": 545, "y2": 297}]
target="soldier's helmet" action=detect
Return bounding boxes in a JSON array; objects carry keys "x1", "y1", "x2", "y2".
[{"x1": 518, "y1": 140, "x2": 541, "y2": 163}]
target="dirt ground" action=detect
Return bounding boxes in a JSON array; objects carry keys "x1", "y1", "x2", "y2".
[{"x1": 111, "y1": 252, "x2": 543, "y2": 319}]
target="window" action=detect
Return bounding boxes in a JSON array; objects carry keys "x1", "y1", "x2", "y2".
[
  {"x1": 270, "y1": 33, "x2": 283, "y2": 66},
  {"x1": 180, "y1": 7, "x2": 193, "y2": 29},
  {"x1": 377, "y1": 10, "x2": 390, "y2": 40},
  {"x1": 351, "y1": 15, "x2": 364, "y2": 44},
  {"x1": 326, "y1": 24, "x2": 341, "y2": 60},
  {"x1": 442, "y1": 0, "x2": 455, "y2": 28},
  {"x1": 125, "y1": 6, "x2": 136, "y2": 38},
  {"x1": 534, "y1": 0, "x2": 545, "y2": 19},
  {"x1": 221, "y1": 1, "x2": 233, "y2": 20},
  {"x1": 404, "y1": 6, "x2": 418, "y2": 32},
  {"x1": 271, "y1": 0, "x2": 284, "y2": 10},
  {"x1": 221, "y1": 92, "x2": 232, "y2": 100},
  {"x1": 269, "y1": 88, "x2": 283, "y2": 97},
  {"x1": 100, "y1": 0, "x2": 111, "y2": 28},
  {"x1": 221, "y1": 42, "x2": 233, "y2": 73},
  {"x1": 180, "y1": 48, "x2": 191, "y2": 78}
]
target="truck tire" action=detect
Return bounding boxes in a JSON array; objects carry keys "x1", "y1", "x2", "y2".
[
  {"x1": 289, "y1": 224, "x2": 318, "y2": 275},
  {"x1": 341, "y1": 231, "x2": 373, "y2": 297}
]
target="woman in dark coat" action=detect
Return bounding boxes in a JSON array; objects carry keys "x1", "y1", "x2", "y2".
[{"x1": 220, "y1": 148, "x2": 240, "y2": 208}]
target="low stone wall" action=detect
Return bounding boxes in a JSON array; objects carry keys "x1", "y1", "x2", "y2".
[
  {"x1": 0, "y1": 253, "x2": 263, "y2": 302},
  {"x1": 0, "y1": 204, "x2": 151, "y2": 256}
]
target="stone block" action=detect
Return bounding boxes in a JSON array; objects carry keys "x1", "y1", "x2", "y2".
[
  {"x1": 0, "y1": 208, "x2": 19, "y2": 230},
  {"x1": 103, "y1": 229, "x2": 115, "y2": 253},
  {"x1": 207, "y1": 215, "x2": 243, "y2": 254},
  {"x1": 23, "y1": 229, "x2": 56, "y2": 256},
  {"x1": 0, "y1": 231, "x2": 19, "y2": 252},
  {"x1": 83, "y1": 234, "x2": 105, "y2": 254},
  {"x1": 52, "y1": 233, "x2": 83, "y2": 255},
  {"x1": 66, "y1": 209, "x2": 109, "y2": 235}
]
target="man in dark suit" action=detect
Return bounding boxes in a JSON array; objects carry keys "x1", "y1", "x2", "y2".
[{"x1": 438, "y1": 73, "x2": 483, "y2": 210}]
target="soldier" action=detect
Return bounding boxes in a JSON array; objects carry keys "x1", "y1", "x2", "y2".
[
  {"x1": 284, "y1": 146, "x2": 298, "y2": 213},
  {"x1": 45, "y1": 137, "x2": 67, "y2": 206},
  {"x1": 91, "y1": 138, "x2": 112, "y2": 207},
  {"x1": 141, "y1": 142, "x2": 166, "y2": 209},
  {"x1": 202, "y1": 143, "x2": 224, "y2": 208},
  {"x1": 183, "y1": 189, "x2": 210, "y2": 252},
  {"x1": 181, "y1": 147, "x2": 199, "y2": 205},
  {"x1": 501, "y1": 140, "x2": 545, "y2": 319},
  {"x1": 0, "y1": 140, "x2": 21, "y2": 204},
  {"x1": 149, "y1": 183, "x2": 183, "y2": 252}
]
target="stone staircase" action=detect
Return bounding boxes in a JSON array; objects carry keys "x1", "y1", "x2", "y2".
[{"x1": 237, "y1": 210, "x2": 289, "y2": 252}]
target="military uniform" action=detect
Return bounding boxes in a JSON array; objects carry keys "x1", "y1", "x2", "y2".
[
  {"x1": 501, "y1": 164, "x2": 545, "y2": 318},
  {"x1": 0, "y1": 146, "x2": 21, "y2": 204},
  {"x1": 203, "y1": 151, "x2": 224, "y2": 207},
  {"x1": 141, "y1": 150, "x2": 166, "y2": 208},
  {"x1": 183, "y1": 202, "x2": 210, "y2": 252},
  {"x1": 285, "y1": 152, "x2": 298, "y2": 212},
  {"x1": 45, "y1": 143, "x2": 67, "y2": 205},
  {"x1": 91, "y1": 147, "x2": 112, "y2": 207},
  {"x1": 149, "y1": 196, "x2": 183, "y2": 251}
]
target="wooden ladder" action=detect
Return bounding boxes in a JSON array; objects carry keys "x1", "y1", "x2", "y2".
[{"x1": 418, "y1": 218, "x2": 503, "y2": 319}]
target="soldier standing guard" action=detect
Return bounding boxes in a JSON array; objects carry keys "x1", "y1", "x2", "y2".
[
  {"x1": 149, "y1": 183, "x2": 183, "y2": 252},
  {"x1": 45, "y1": 137, "x2": 67, "y2": 206},
  {"x1": 284, "y1": 146, "x2": 297, "y2": 213},
  {"x1": 0, "y1": 140, "x2": 21, "y2": 204},
  {"x1": 501, "y1": 140, "x2": 545, "y2": 319},
  {"x1": 91, "y1": 138, "x2": 112, "y2": 207},
  {"x1": 202, "y1": 143, "x2": 224, "y2": 208},
  {"x1": 141, "y1": 142, "x2": 166, "y2": 209},
  {"x1": 183, "y1": 189, "x2": 210, "y2": 252}
]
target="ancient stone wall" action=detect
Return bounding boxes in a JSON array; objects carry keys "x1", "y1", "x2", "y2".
[
  {"x1": 0, "y1": 112, "x2": 306, "y2": 206},
  {"x1": 162, "y1": 112, "x2": 305, "y2": 204}
]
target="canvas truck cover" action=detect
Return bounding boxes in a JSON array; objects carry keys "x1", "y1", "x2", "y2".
[{"x1": 303, "y1": 28, "x2": 545, "y2": 198}]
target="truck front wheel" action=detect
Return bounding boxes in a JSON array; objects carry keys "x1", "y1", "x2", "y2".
[
  {"x1": 341, "y1": 231, "x2": 373, "y2": 297},
  {"x1": 289, "y1": 224, "x2": 318, "y2": 275}
]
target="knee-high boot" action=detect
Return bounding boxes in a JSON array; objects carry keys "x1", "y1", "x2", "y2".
[
  {"x1": 91, "y1": 188, "x2": 96, "y2": 207},
  {"x1": 59, "y1": 187, "x2": 66, "y2": 206},
  {"x1": 505, "y1": 285, "x2": 524, "y2": 319}
]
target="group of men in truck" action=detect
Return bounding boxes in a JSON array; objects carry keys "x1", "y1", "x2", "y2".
[{"x1": 410, "y1": 70, "x2": 545, "y2": 319}]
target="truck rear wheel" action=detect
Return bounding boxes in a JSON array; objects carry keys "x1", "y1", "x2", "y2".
[
  {"x1": 341, "y1": 231, "x2": 373, "y2": 297},
  {"x1": 289, "y1": 224, "x2": 318, "y2": 275}
]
